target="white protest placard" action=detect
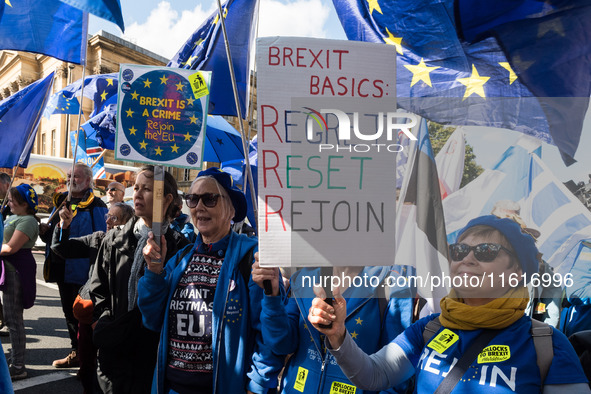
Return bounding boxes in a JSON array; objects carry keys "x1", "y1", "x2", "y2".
[
  {"x1": 257, "y1": 37, "x2": 409, "y2": 268},
  {"x1": 115, "y1": 64, "x2": 211, "y2": 168}
]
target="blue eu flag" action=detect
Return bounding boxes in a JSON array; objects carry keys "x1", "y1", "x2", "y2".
[
  {"x1": 59, "y1": 0, "x2": 125, "y2": 32},
  {"x1": 0, "y1": 0, "x2": 87, "y2": 64},
  {"x1": 168, "y1": 0, "x2": 259, "y2": 118},
  {"x1": 55, "y1": 73, "x2": 118, "y2": 117},
  {"x1": 0, "y1": 72, "x2": 55, "y2": 168},
  {"x1": 455, "y1": 0, "x2": 591, "y2": 165},
  {"x1": 332, "y1": 0, "x2": 588, "y2": 165}
]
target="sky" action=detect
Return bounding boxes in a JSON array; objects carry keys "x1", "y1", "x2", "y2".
[{"x1": 89, "y1": 0, "x2": 591, "y2": 184}]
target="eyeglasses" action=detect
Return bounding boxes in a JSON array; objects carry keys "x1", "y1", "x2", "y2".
[
  {"x1": 449, "y1": 243, "x2": 515, "y2": 262},
  {"x1": 107, "y1": 188, "x2": 123, "y2": 193},
  {"x1": 104, "y1": 214, "x2": 119, "y2": 222},
  {"x1": 184, "y1": 193, "x2": 221, "y2": 208}
]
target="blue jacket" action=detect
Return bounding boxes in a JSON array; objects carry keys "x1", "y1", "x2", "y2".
[
  {"x1": 44, "y1": 191, "x2": 108, "y2": 284},
  {"x1": 261, "y1": 266, "x2": 413, "y2": 394},
  {"x1": 137, "y1": 231, "x2": 281, "y2": 394}
]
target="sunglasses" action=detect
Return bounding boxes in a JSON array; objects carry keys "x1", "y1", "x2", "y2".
[
  {"x1": 184, "y1": 193, "x2": 222, "y2": 208},
  {"x1": 449, "y1": 243, "x2": 515, "y2": 262},
  {"x1": 107, "y1": 188, "x2": 124, "y2": 193}
]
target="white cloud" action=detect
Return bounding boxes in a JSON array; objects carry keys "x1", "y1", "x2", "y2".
[
  {"x1": 122, "y1": 1, "x2": 216, "y2": 59},
  {"x1": 258, "y1": 0, "x2": 331, "y2": 38},
  {"x1": 121, "y1": 0, "x2": 332, "y2": 59}
]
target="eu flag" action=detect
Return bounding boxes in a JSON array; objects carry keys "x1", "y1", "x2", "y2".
[
  {"x1": 168, "y1": 0, "x2": 259, "y2": 118},
  {"x1": 0, "y1": 72, "x2": 55, "y2": 168},
  {"x1": 455, "y1": 0, "x2": 591, "y2": 165},
  {"x1": 57, "y1": 73, "x2": 118, "y2": 117},
  {"x1": 59, "y1": 0, "x2": 125, "y2": 32},
  {"x1": 43, "y1": 91, "x2": 81, "y2": 118},
  {"x1": 331, "y1": 0, "x2": 583, "y2": 165},
  {"x1": 0, "y1": 0, "x2": 87, "y2": 64}
]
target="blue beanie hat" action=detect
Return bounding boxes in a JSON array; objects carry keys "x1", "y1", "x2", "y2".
[
  {"x1": 15, "y1": 184, "x2": 38, "y2": 213},
  {"x1": 457, "y1": 215, "x2": 539, "y2": 281},
  {"x1": 197, "y1": 167, "x2": 247, "y2": 222}
]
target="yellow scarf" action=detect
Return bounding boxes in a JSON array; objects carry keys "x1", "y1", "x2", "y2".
[{"x1": 439, "y1": 287, "x2": 529, "y2": 330}]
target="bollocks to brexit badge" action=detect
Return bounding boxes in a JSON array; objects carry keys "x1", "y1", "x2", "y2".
[{"x1": 115, "y1": 64, "x2": 211, "y2": 169}]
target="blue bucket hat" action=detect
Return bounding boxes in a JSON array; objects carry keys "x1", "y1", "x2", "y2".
[
  {"x1": 457, "y1": 215, "x2": 539, "y2": 281},
  {"x1": 15, "y1": 183, "x2": 38, "y2": 213},
  {"x1": 197, "y1": 167, "x2": 247, "y2": 222}
]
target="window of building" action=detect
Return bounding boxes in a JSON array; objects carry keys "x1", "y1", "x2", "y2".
[
  {"x1": 41, "y1": 133, "x2": 47, "y2": 155},
  {"x1": 51, "y1": 129, "x2": 56, "y2": 156}
]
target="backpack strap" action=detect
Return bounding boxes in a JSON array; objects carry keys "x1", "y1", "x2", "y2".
[
  {"x1": 423, "y1": 316, "x2": 442, "y2": 344},
  {"x1": 531, "y1": 319, "x2": 553, "y2": 384}
]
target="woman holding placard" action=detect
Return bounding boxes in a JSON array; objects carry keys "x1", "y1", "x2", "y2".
[
  {"x1": 90, "y1": 166, "x2": 189, "y2": 394},
  {"x1": 308, "y1": 215, "x2": 590, "y2": 393},
  {"x1": 139, "y1": 167, "x2": 281, "y2": 394}
]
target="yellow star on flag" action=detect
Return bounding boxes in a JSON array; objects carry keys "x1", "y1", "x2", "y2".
[
  {"x1": 457, "y1": 65, "x2": 490, "y2": 100},
  {"x1": 366, "y1": 0, "x2": 383, "y2": 15},
  {"x1": 160, "y1": 75, "x2": 169, "y2": 85},
  {"x1": 155, "y1": 146, "x2": 163, "y2": 156},
  {"x1": 106, "y1": 78, "x2": 114, "y2": 86},
  {"x1": 384, "y1": 28, "x2": 403, "y2": 55},
  {"x1": 192, "y1": 38, "x2": 203, "y2": 49},
  {"x1": 186, "y1": 55, "x2": 198, "y2": 67},
  {"x1": 538, "y1": 18, "x2": 565, "y2": 38},
  {"x1": 355, "y1": 317, "x2": 363, "y2": 325},
  {"x1": 131, "y1": 91, "x2": 139, "y2": 100},
  {"x1": 404, "y1": 58, "x2": 440, "y2": 87},
  {"x1": 183, "y1": 132, "x2": 192, "y2": 141},
  {"x1": 5, "y1": 0, "x2": 11, "y2": 7},
  {"x1": 129, "y1": 126, "x2": 137, "y2": 135},
  {"x1": 175, "y1": 81, "x2": 184, "y2": 91},
  {"x1": 186, "y1": 97, "x2": 195, "y2": 106},
  {"x1": 100, "y1": 90, "x2": 108, "y2": 101},
  {"x1": 171, "y1": 144, "x2": 179, "y2": 153},
  {"x1": 143, "y1": 79, "x2": 152, "y2": 88},
  {"x1": 139, "y1": 140, "x2": 147, "y2": 150},
  {"x1": 499, "y1": 62, "x2": 517, "y2": 84},
  {"x1": 351, "y1": 331, "x2": 359, "y2": 339},
  {"x1": 189, "y1": 115, "x2": 198, "y2": 124},
  {"x1": 125, "y1": 108, "x2": 134, "y2": 117}
]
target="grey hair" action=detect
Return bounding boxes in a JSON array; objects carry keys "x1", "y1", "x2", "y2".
[
  {"x1": 74, "y1": 162, "x2": 94, "y2": 188},
  {"x1": 111, "y1": 202, "x2": 135, "y2": 224}
]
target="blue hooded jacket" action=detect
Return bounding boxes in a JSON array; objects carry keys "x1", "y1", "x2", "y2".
[
  {"x1": 261, "y1": 266, "x2": 413, "y2": 394},
  {"x1": 137, "y1": 231, "x2": 282, "y2": 393}
]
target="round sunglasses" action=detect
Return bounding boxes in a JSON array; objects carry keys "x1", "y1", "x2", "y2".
[
  {"x1": 184, "y1": 193, "x2": 222, "y2": 208},
  {"x1": 449, "y1": 243, "x2": 515, "y2": 262}
]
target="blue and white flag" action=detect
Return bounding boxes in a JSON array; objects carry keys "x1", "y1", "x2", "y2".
[{"x1": 443, "y1": 135, "x2": 591, "y2": 272}]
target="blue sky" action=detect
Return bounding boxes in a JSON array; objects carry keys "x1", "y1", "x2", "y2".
[{"x1": 89, "y1": 0, "x2": 591, "y2": 184}]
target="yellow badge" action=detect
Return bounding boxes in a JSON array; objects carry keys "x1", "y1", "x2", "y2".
[
  {"x1": 329, "y1": 381, "x2": 357, "y2": 394},
  {"x1": 293, "y1": 367, "x2": 308, "y2": 392},
  {"x1": 536, "y1": 302, "x2": 547, "y2": 314},
  {"x1": 427, "y1": 329, "x2": 459, "y2": 353},
  {"x1": 477, "y1": 345, "x2": 511, "y2": 363},
  {"x1": 188, "y1": 72, "x2": 209, "y2": 99}
]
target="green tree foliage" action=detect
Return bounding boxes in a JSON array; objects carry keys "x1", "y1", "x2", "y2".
[{"x1": 428, "y1": 121, "x2": 484, "y2": 188}]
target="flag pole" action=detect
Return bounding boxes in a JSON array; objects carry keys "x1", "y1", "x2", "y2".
[
  {"x1": 214, "y1": 0, "x2": 258, "y2": 225},
  {"x1": 67, "y1": 12, "x2": 89, "y2": 203}
]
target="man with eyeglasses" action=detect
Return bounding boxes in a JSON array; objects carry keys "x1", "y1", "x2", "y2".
[{"x1": 105, "y1": 181, "x2": 126, "y2": 207}]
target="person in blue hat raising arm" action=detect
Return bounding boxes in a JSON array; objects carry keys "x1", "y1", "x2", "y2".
[
  {"x1": 309, "y1": 215, "x2": 590, "y2": 393},
  {"x1": 140, "y1": 167, "x2": 282, "y2": 394},
  {"x1": 1, "y1": 184, "x2": 40, "y2": 380}
]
